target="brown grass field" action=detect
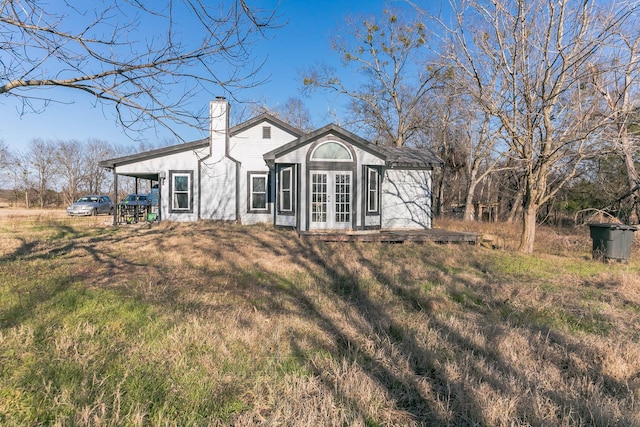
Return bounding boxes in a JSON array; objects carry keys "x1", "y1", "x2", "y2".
[{"x1": 1, "y1": 209, "x2": 639, "y2": 426}]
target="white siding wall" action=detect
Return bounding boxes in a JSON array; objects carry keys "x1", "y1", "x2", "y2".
[
  {"x1": 364, "y1": 211, "x2": 381, "y2": 228},
  {"x1": 381, "y1": 169, "x2": 433, "y2": 229},
  {"x1": 275, "y1": 212, "x2": 297, "y2": 227},
  {"x1": 230, "y1": 123, "x2": 297, "y2": 224}
]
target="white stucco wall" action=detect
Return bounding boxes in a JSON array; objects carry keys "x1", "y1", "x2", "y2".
[
  {"x1": 381, "y1": 169, "x2": 433, "y2": 229},
  {"x1": 200, "y1": 155, "x2": 237, "y2": 221}
]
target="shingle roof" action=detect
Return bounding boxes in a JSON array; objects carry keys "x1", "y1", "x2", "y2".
[{"x1": 383, "y1": 146, "x2": 443, "y2": 168}]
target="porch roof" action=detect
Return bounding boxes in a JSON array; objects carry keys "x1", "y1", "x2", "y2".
[{"x1": 98, "y1": 138, "x2": 209, "y2": 171}]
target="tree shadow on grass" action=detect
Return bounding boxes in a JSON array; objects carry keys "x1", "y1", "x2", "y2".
[
  {"x1": 3, "y1": 221, "x2": 637, "y2": 425},
  {"x1": 239, "y1": 226, "x2": 637, "y2": 426}
]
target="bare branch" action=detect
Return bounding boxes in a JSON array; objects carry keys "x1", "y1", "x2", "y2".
[{"x1": 0, "y1": 0, "x2": 279, "y2": 140}]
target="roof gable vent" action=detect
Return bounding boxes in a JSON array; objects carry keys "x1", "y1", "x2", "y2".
[{"x1": 262, "y1": 126, "x2": 271, "y2": 139}]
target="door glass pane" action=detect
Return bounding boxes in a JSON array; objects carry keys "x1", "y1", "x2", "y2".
[
  {"x1": 280, "y1": 168, "x2": 292, "y2": 211},
  {"x1": 311, "y1": 173, "x2": 327, "y2": 223},
  {"x1": 335, "y1": 173, "x2": 350, "y2": 223},
  {"x1": 282, "y1": 169, "x2": 291, "y2": 190},
  {"x1": 282, "y1": 192, "x2": 291, "y2": 210}
]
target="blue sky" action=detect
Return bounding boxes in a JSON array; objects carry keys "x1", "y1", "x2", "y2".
[{"x1": 0, "y1": 0, "x2": 436, "y2": 153}]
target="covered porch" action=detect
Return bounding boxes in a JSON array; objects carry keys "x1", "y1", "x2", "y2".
[{"x1": 106, "y1": 170, "x2": 162, "y2": 225}]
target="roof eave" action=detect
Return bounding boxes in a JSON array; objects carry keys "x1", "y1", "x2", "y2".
[
  {"x1": 98, "y1": 138, "x2": 209, "y2": 169},
  {"x1": 386, "y1": 161, "x2": 437, "y2": 169}
]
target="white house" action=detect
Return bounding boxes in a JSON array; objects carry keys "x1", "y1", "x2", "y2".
[{"x1": 99, "y1": 98, "x2": 442, "y2": 231}]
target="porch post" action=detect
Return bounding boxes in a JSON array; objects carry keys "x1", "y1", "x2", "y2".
[{"x1": 112, "y1": 170, "x2": 118, "y2": 226}]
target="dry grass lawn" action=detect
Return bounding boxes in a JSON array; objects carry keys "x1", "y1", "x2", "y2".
[{"x1": 1, "y1": 212, "x2": 639, "y2": 426}]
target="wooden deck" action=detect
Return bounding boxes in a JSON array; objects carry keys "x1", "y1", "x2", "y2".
[{"x1": 299, "y1": 228, "x2": 480, "y2": 244}]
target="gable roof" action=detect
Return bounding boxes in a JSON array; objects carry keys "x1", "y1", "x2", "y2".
[
  {"x1": 263, "y1": 123, "x2": 384, "y2": 161},
  {"x1": 99, "y1": 112, "x2": 303, "y2": 169},
  {"x1": 230, "y1": 112, "x2": 304, "y2": 138},
  {"x1": 263, "y1": 123, "x2": 443, "y2": 169}
]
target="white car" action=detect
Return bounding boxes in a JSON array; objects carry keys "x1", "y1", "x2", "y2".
[{"x1": 67, "y1": 195, "x2": 114, "y2": 216}]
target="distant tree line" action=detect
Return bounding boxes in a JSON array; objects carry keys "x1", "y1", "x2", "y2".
[
  {"x1": 0, "y1": 139, "x2": 147, "y2": 209},
  {"x1": 304, "y1": 0, "x2": 640, "y2": 253}
]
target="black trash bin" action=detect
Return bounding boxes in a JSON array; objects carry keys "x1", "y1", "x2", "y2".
[{"x1": 588, "y1": 223, "x2": 637, "y2": 262}]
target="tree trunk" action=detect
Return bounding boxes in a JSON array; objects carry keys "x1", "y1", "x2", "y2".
[
  {"x1": 519, "y1": 202, "x2": 537, "y2": 254},
  {"x1": 519, "y1": 173, "x2": 542, "y2": 253},
  {"x1": 463, "y1": 180, "x2": 478, "y2": 221},
  {"x1": 435, "y1": 168, "x2": 445, "y2": 218},
  {"x1": 507, "y1": 190, "x2": 523, "y2": 223}
]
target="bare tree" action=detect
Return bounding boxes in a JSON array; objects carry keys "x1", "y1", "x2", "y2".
[
  {"x1": 250, "y1": 97, "x2": 315, "y2": 132},
  {"x1": 303, "y1": 9, "x2": 441, "y2": 147},
  {"x1": 0, "y1": 140, "x2": 11, "y2": 189},
  {"x1": 17, "y1": 139, "x2": 58, "y2": 208},
  {"x1": 1, "y1": 1, "x2": 278, "y2": 139},
  {"x1": 272, "y1": 98, "x2": 315, "y2": 132},
  {"x1": 590, "y1": 17, "x2": 640, "y2": 222},
  {"x1": 55, "y1": 140, "x2": 85, "y2": 205},
  {"x1": 11, "y1": 156, "x2": 31, "y2": 208},
  {"x1": 84, "y1": 139, "x2": 115, "y2": 195},
  {"x1": 427, "y1": 75, "x2": 508, "y2": 221},
  {"x1": 440, "y1": 0, "x2": 636, "y2": 253}
]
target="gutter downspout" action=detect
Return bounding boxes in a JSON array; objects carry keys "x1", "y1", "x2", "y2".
[
  {"x1": 198, "y1": 143, "x2": 213, "y2": 221},
  {"x1": 227, "y1": 137, "x2": 241, "y2": 223}
]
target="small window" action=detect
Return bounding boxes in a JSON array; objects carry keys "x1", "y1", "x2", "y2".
[
  {"x1": 262, "y1": 126, "x2": 271, "y2": 139},
  {"x1": 279, "y1": 167, "x2": 293, "y2": 212},
  {"x1": 170, "y1": 171, "x2": 192, "y2": 212},
  {"x1": 249, "y1": 173, "x2": 268, "y2": 211},
  {"x1": 367, "y1": 168, "x2": 379, "y2": 214}
]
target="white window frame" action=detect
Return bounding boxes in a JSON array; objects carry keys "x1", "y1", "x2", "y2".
[
  {"x1": 367, "y1": 167, "x2": 379, "y2": 214},
  {"x1": 279, "y1": 166, "x2": 293, "y2": 213},
  {"x1": 249, "y1": 172, "x2": 269, "y2": 212},
  {"x1": 170, "y1": 171, "x2": 192, "y2": 212}
]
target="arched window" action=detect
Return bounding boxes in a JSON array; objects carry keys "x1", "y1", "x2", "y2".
[{"x1": 310, "y1": 141, "x2": 352, "y2": 161}]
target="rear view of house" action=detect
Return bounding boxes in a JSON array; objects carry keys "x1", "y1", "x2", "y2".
[{"x1": 99, "y1": 98, "x2": 442, "y2": 232}]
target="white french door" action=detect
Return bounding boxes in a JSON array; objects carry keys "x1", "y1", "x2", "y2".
[{"x1": 310, "y1": 171, "x2": 352, "y2": 230}]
